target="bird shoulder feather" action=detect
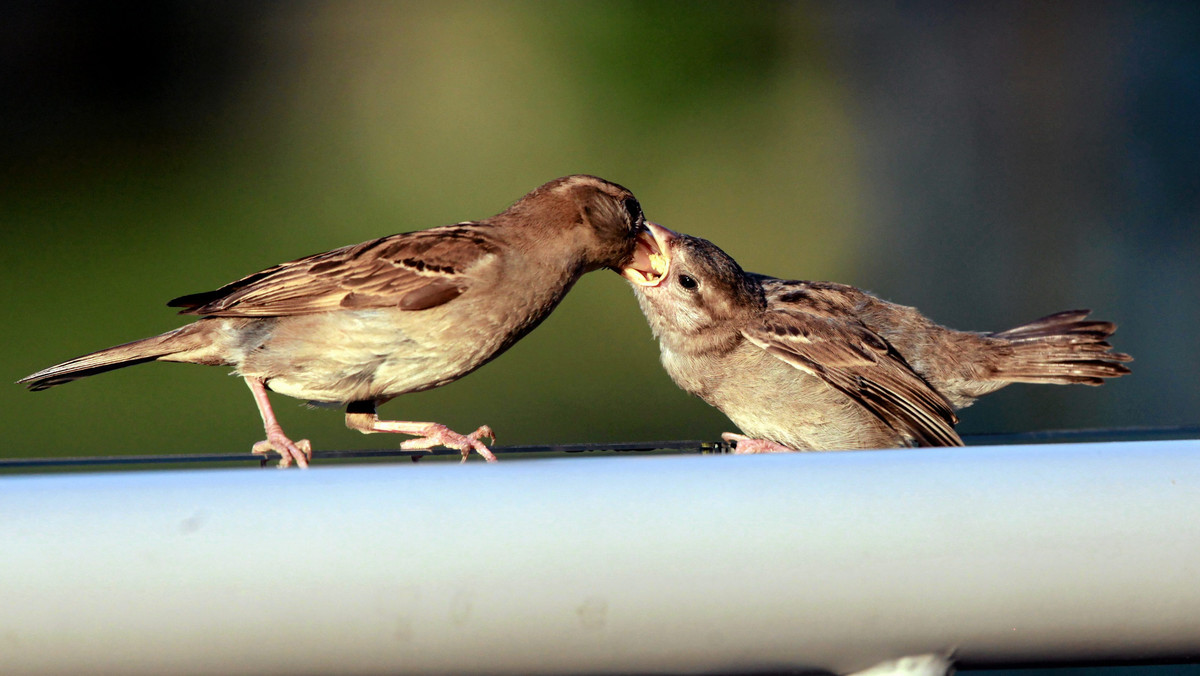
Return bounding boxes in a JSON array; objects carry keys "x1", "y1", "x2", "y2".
[{"x1": 167, "y1": 223, "x2": 502, "y2": 317}]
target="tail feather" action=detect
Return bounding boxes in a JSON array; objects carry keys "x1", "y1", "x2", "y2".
[
  {"x1": 19, "y1": 325, "x2": 212, "y2": 391},
  {"x1": 988, "y1": 310, "x2": 1132, "y2": 386},
  {"x1": 992, "y1": 310, "x2": 1122, "y2": 341}
]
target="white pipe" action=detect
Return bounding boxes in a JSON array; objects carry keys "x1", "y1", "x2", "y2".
[{"x1": 2, "y1": 440, "x2": 1198, "y2": 675}]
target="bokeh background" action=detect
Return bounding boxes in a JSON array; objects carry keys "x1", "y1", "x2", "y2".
[{"x1": 3, "y1": 1, "x2": 1198, "y2": 460}]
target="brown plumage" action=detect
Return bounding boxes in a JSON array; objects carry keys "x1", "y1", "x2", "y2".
[
  {"x1": 621, "y1": 223, "x2": 1132, "y2": 453},
  {"x1": 20, "y1": 175, "x2": 648, "y2": 467}
]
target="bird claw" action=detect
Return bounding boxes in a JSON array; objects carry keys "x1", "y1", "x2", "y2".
[
  {"x1": 400, "y1": 424, "x2": 498, "y2": 463},
  {"x1": 721, "y1": 432, "x2": 795, "y2": 454},
  {"x1": 471, "y1": 425, "x2": 497, "y2": 447},
  {"x1": 253, "y1": 435, "x2": 313, "y2": 468}
]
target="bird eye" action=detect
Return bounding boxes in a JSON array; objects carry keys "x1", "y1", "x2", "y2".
[
  {"x1": 678, "y1": 274, "x2": 698, "y2": 290},
  {"x1": 623, "y1": 197, "x2": 644, "y2": 227}
]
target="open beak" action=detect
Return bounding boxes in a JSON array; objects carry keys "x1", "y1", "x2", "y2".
[{"x1": 621, "y1": 222, "x2": 676, "y2": 287}]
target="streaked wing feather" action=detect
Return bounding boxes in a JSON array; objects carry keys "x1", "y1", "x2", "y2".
[
  {"x1": 168, "y1": 224, "x2": 499, "y2": 317},
  {"x1": 745, "y1": 310, "x2": 962, "y2": 447}
]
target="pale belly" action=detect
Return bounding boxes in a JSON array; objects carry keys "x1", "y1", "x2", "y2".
[{"x1": 229, "y1": 304, "x2": 521, "y2": 405}]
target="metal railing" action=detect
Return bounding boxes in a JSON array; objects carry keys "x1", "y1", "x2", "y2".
[{"x1": 3, "y1": 438, "x2": 1198, "y2": 675}]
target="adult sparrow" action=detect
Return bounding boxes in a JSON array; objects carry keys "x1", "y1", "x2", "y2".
[
  {"x1": 621, "y1": 223, "x2": 1132, "y2": 453},
  {"x1": 21, "y1": 175, "x2": 648, "y2": 467}
]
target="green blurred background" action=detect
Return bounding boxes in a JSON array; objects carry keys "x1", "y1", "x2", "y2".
[{"x1": 3, "y1": 1, "x2": 1198, "y2": 460}]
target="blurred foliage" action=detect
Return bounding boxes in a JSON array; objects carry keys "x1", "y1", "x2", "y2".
[{"x1": 2, "y1": 1, "x2": 1197, "y2": 460}]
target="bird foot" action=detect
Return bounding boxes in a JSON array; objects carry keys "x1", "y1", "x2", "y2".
[
  {"x1": 721, "y1": 432, "x2": 795, "y2": 454},
  {"x1": 400, "y1": 424, "x2": 498, "y2": 463},
  {"x1": 252, "y1": 434, "x2": 313, "y2": 469}
]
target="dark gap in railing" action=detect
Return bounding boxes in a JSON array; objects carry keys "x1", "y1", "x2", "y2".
[{"x1": 2, "y1": 426, "x2": 1197, "y2": 471}]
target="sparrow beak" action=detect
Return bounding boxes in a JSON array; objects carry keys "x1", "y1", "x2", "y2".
[{"x1": 621, "y1": 222, "x2": 675, "y2": 287}]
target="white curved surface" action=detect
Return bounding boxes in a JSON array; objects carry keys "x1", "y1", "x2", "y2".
[{"x1": 2, "y1": 440, "x2": 1198, "y2": 674}]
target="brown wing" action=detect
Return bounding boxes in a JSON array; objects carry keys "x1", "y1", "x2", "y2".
[
  {"x1": 756, "y1": 277, "x2": 872, "y2": 318},
  {"x1": 743, "y1": 309, "x2": 962, "y2": 447},
  {"x1": 167, "y1": 224, "x2": 502, "y2": 317}
]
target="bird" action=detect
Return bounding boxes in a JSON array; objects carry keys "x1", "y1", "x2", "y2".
[
  {"x1": 20, "y1": 175, "x2": 649, "y2": 467},
  {"x1": 620, "y1": 222, "x2": 1132, "y2": 453}
]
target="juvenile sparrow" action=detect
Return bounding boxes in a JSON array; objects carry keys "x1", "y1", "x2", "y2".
[
  {"x1": 21, "y1": 175, "x2": 648, "y2": 467},
  {"x1": 621, "y1": 223, "x2": 1132, "y2": 453}
]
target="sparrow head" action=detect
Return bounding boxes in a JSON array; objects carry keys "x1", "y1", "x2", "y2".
[
  {"x1": 504, "y1": 174, "x2": 647, "y2": 271},
  {"x1": 621, "y1": 223, "x2": 766, "y2": 339}
]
